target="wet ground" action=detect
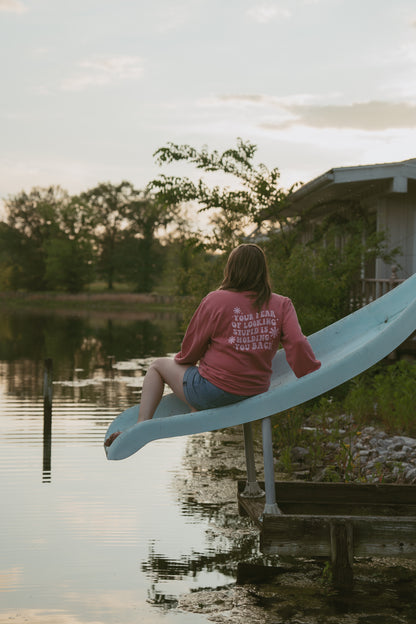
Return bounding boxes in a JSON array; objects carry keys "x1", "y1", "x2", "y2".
[{"x1": 174, "y1": 426, "x2": 416, "y2": 624}]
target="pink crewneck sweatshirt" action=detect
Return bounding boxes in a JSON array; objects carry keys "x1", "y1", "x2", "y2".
[{"x1": 174, "y1": 290, "x2": 321, "y2": 396}]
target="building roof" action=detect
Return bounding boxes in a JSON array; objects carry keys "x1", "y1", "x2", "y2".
[{"x1": 284, "y1": 157, "x2": 416, "y2": 216}]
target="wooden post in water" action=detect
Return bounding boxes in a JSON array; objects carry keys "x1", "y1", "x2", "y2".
[
  {"x1": 330, "y1": 519, "x2": 354, "y2": 589},
  {"x1": 43, "y1": 358, "x2": 53, "y2": 482}
]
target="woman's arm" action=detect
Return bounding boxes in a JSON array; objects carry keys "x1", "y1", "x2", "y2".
[
  {"x1": 280, "y1": 298, "x2": 321, "y2": 377},
  {"x1": 174, "y1": 297, "x2": 213, "y2": 365}
]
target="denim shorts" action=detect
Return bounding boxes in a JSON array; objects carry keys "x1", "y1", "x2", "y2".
[{"x1": 183, "y1": 366, "x2": 249, "y2": 411}]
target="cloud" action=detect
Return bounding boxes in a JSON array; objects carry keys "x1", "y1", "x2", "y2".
[
  {"x1": 0, "y1": 0, "x2": 26, "y2": 12},
  {"x1": 246, "y1": 3, "x2": 291, "y2": 23},
  {"x1": 206, "y1": 94, "x2": 416, "y2": 131},
  {"x1": 217, "y1": 93, "x2": 268, "y2": 105},
  {"x1": 213, "y1": 92, "x2": 336, "y2": 110},
  {"x1": 61, "y1": 55, "x2": 144, "y2": 92},
  {"x1": 263, "y1": 100, "x2": 416, "y2": 131}
]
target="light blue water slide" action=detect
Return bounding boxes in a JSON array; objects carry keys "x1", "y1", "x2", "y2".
[{"x1": 105, "y1": 274, "x2": 416, "y2": 461}]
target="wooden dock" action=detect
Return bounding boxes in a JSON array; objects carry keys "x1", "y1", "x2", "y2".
[{"x1": 237, "y1": 481, "x2": 416, "y2": 587}]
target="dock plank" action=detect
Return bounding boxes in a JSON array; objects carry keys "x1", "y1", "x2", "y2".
[
  {"x1": 237, "y1": 481, "x2": 416, "y2": 560},
  {"x1": 261, "y1": 515, "x2": 416, "y2": 558}
]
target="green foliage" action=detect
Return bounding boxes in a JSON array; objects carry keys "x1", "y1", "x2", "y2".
[
  {"x1": 3, "y1": 186, "x2": 67, "y2": 290},
  {"x1": 0, "y1": 138, "x2": 403, "y2": 316},
  {"x1": 177, "y1": 251, "x2": 225, "y2": 327},
  {"x1": 273, "y1": 361, "x2": 416, "y2": 479},
  {"x1": 6, "y1": 185, "x2": 65, "y2": 243},
  {"x1": 116, "y1": 233, "x2": 165, "y2": 293},
  {"x1": 44, "y1": 237, "x2": 95, "y2": 293},
  {"x1": 160, "y1": 235, "x2": 208, "y2": 297},
  {"x1": 149, "y1": 138, "x2": 399, "y2": 335},
  {"x1": 265, "y1": 215, "x2": 397, "y2": 334},
  {"x1": 149, "y1": 138, "x2": 294, "y2": 252},
  {"x1": 272, "y1": 409, "x2": 304, "y2": 448},
  {"x1": 79, "y1": 183, "x2": 177, "y2": 291},
  {"x1": 0, "y1": 223, "x2": 24, "y2": 289},
  {"x1": 79, "y1": 181, "x2": 138, "y2": 290},
  {"x1": 344, "y1": 360, "x2": 416, "y2": 434},
  {"x1": 0, "y1": 182, "x2": 178, "y2": 294}
]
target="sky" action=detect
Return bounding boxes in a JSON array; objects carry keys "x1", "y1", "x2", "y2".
[{"x1": 1, "y1": 0, "x2": 416, "y2": 214}]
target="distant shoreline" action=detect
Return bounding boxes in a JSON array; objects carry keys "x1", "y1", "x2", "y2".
[
  {"x1": 0, "y1": 291, "x2": 181, "y2": 317},
  {"x1": 0, "y1": 291, "x2": 177, "y2": 305}
]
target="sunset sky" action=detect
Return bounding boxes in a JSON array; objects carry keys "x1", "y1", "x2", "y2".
[{"x1": 2, "y1": 0, "x2": 416, "y2": 209}]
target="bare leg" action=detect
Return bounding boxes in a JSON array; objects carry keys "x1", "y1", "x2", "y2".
[
  {"x1": 138, "y1": 357, "x2": 194, "y2": 422},
  {"x1": 105, "y1": 357, "x2": 194, "y2": 447}
]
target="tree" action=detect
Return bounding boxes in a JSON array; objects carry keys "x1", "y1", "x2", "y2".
[
  {"x1": 149, "y1": 138, "x2": 399, "y2": 333},
  {"x1": 122, "y1": 194, "x2": 178, "y2": 292},
  {"x1": 0, "y1": 223, "x2": 24, "y2": 289},
  {"x1": 80, "y1": 182, "x2": 179, "y2": 292},
  {"x1": 2, "y1": 186, "x2": 97, "y2": 292},
  {"x1": 79, "y1": 181, "x2": 137, "y2": 289},
  {"x1": 148, "y1": 138, "x2": 297, "y2": 252},
  {"x1": 44, "y1": 237, "x2": 95, "y2": 293},
  {"x1": 4, "y1": 186, "x2": 67, "y2": 289}
]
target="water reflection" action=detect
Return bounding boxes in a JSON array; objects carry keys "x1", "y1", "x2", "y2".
[
  {"x1": 42, "y1": 403, "x2": 52, "y2": 482},
  {"x1": 3, "y1": 304, "x2": 415, "y2": 624},
  {"x1": 0, "y1": 307, "x2": 255, "y2": 624},
  {"x1": 0, "y1": 308, "x2": 182, "y2": 384},
  {"x1": 0, "y1": 307, "x2": 183, "y2": 483},
  {"x1": 143, "y1": 530, "x2": 258, "y2": 585}
]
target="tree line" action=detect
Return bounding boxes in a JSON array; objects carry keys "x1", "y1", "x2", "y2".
[
  {"x1": 0, "y1": 139, "x2": 397, "y2": 333},
  {"x1": 0, "y1": 181, "x2": 180, "y2": 294}
]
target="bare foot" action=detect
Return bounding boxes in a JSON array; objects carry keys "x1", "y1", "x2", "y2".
[{"x1": 104, "y1": 431, "x2": 121, "y2": 447}]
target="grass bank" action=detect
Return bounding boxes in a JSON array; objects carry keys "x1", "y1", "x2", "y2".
[{"x1": 0, "y1": 290, "x2": 180, "y2": 313}]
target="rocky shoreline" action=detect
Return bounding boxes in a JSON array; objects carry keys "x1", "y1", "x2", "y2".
[
  {"x1": 348, "y1": 427, "x2": 416, "y2": 483},
  {"x1": 172, "y1": 424, "x2": 416, "y2": 624},
  {"x1": 290, "y1": 423, "x2": 416, "y2": 485}
]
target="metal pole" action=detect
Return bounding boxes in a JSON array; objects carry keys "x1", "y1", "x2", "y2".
[
  {"x1": 261, "y1": 416, "x2": 281, "y2": 515},
  {"x1": 241, "y1": 422, "x2": 264, "y2": 498}
]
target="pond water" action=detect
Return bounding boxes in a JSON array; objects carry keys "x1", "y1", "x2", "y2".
[
  {"x1": 0, "y1": 308, "x2": 247, "y2": 624},
  {"x1": 2, "y1": 308, "x2": 416, "y2": 624}
]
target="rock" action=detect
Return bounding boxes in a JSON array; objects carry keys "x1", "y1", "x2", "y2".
[
  {"x1": 390, "y1": 451, "x2": 408, "y2": 461},
  {"x1": 404, "y1": 467, "x2": 416, "y2": 482},
  {"x1": 392, "y1": 436, "x2": 416, "y2": 448},
  {"x1": 291, "y1": 446, "x2": 310, "y2": 461}
]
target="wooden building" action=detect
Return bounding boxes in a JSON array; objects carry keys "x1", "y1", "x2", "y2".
[{"x1": 284, "y1": 157, "x2": 416, "y2": 301}]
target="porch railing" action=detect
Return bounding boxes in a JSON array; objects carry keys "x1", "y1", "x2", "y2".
[{"x1": 353, "y1": 268, "x2": 405, "y2": 308}]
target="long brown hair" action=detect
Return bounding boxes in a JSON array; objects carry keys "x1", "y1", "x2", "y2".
[{"x1": 220, "y1": 243, "x2": 272, "y2": 310}]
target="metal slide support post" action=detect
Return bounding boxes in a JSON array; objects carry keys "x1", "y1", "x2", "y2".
[
  {"x1": 241, "y1": 422, "x2": 264, "y2": 498},
  {"x1": 262, "y1": 416, "x2": 281, "y2": 515}
]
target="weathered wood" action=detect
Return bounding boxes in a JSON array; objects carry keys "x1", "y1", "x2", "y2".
[
  {"x1": 260, "y1": 515, "x2": 416, "y2": 559},
  {"x1": 43, "y1": 358, "x2": 53, "y2": 420},
  {"x1": 238, "y1": 496, "x2": 264, "y2": 526},
  {"x1": 43, "y1": 358, "x2": 53, "y2": 482},
  {"x1": 237, "y1": 481, "x2": 416, "y2": 564},
  {"x1": 330, "y1": 520, "x2": 353, "y2": 588},
  {"x1": 260, "y1": 514, "x2": 329, "y2": 557},
  {"x1": 236, "y1": 562, "x2": 286, "y2": 585},
  {"x1": 237, "y1": 480, "x2": 416, "y2": 516}
]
